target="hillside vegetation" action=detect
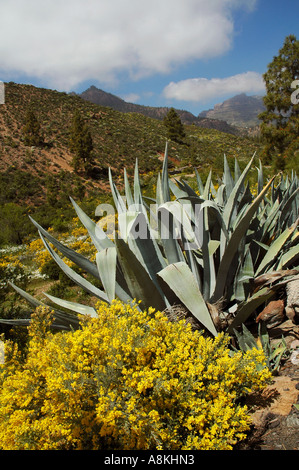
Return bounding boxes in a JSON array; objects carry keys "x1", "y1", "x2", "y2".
[{"x1": 0, "y1": 82, "x2": 262, "y2": 245}]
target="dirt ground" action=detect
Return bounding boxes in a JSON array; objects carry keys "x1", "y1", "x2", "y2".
[{"x1": 238, "y1": 358, "x2": 299, "y2": 450}]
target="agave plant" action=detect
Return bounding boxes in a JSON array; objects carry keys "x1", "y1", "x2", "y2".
[
  {"x1": 3, "y1": 143, "x2": 299, "y2": 336},
  {"x1": 233, "y1": 322, "x2": 289, "y2": 373}
]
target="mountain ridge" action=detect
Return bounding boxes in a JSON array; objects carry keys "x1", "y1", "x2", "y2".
[
  {"x1": 78, "y1": 86, "x2": 241, "y2": 135},
  {"x1": 0, "y1": 81, "x2": 261, "y2": 244},
  {"x1": 198, "y1": 93, "x2": 265, "y2": 128}
]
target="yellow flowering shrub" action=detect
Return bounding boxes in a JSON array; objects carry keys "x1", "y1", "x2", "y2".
[
  {"x1": 27, "y1": 218, "x2": 96, "y2": 273},
  {"x1": 0, "y1": 302, "x2": 271, "y2": 450}
]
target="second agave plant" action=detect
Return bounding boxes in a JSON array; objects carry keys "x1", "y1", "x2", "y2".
[{"x1": 5, "y1": 143, "x2": 299, "y2": 337}]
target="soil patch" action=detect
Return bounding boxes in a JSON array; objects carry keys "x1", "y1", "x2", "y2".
[{"x1": 238, "y1": 359, "x2": 299, "y2": 450}]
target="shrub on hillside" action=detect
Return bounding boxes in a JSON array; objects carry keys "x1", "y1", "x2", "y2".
[{"x1": 0, "y1": 302, "x2": 271, "y2": 450}]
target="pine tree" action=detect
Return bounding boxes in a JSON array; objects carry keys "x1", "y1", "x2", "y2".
[
  {"x1": 259, "y1": 35, "x2": 299, "y2": 170},
  {"x1": 163, "y1": 108, "x2": 186, "y2": 143},
  {"x1": 69, "y1": 110, "x2": 93, "y2": 173},
  {"x1": 23, "y1": 109, "x2": 44, "y2": 147}
]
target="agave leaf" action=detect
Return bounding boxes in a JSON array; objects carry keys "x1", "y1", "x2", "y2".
[
  {"x1": 234, "y1": 158, "x2": 242, "y2": 183},
  {"x1": 161, "y1": 141, "x2": 171, "y2": 203},
  {"x1": 8, "y1": 281, "x2": 80, "y2": 329},
  {"x1": 233, "y1": 324, "x2": 258, "y2": 351},
  {"x1": 133, "y1": 158, "x2": 143, "y2": 206},
  {"x1": 211, "y1": 175, "x2": 276, "y2": 302},
  {"x1": 201, "y1": 206, "x2": 216, "y2": 300},
  {"x1": 279, "y1": 186, "x2": 299, "y2": 228},
  {"x1": 222, "y1": 154, "x2": 255, "y2": 230},
  {"x1": 258, "y1": 321, "x2": 270, "y2": 355},
  {"x1": 241, "y1": 323, "x2": 258, "y2": 349},
  {"x1": 228, "y1": 286, "x2": 276, "y2": 333},
  {"x1": 195, "y1": 167, "x2": 205, "y2": 195},
  {"x1": 39, "y1": 231, "x2": 109, "y2": 302},
  {"x1": 177, "y1": 179, "x2": 201, "y2": 200},
  {"x1": 184, "y1": 248, "x2": 203, "y2": 291},
  {"x1": 155, "y1": 172, "x2": 163, "y2": 206},
  {"x1": 169, "y1": 179, "x2": 190, "y2": 200},
  {"x1": 115, "y1": 236, "x2": 165, "y2": 311},
  {"x1": 256, "y1": 219, "x2": 298, "y2": 276},
  {"x1": 257, "y1": 160, "x2": 264, "y2": 195},
  {"x1": 0, "y1": 317, "x2": 75, "y2": 331},
  {"x1": 260, "y1": 199, "x2": 280, "y2": 241},
  {"x1": 223, "y1": 154, "x2": 235, "y2": 197},
  {"x1": 200, "y1": 200, "x2": 229, "y2": 239},
  {"x1": 70, "y1": 197, "x2": 115, "y2": 252},
  {"x1": 233, "y1": 249, "x2": 254, "y2": 302},
  {"x1": 277, "y1": 244, "x2": 299, "y2": 270},
  {"x1": 44, "y1": 293, "x2": 98, "y2": 317},
  {"x1": 208, "y1": 240, "x2": 220, "y2": 256},
  {"x1": 96, "y1": 247, "x2": 117, "y2": 303},
  {"x1": 118, "y1": 211, "x2": 138, "y2": 242},
  {"x1": 157, "y1": 262, "x2": 218, "y2": 336},
  {"x1": 127, "y1": 212, "x2": 167, "y2": 275},
  {"x1": 29, "y1": 215, "x2": 101, "y2": 279},
  {"x1": 159, "y1": 200, "x2": 198, "y2": 247},
  {"x1": 203, "y1": 170, "x2": 213, "y2": 200},
  {"x1": 214, "y1": 184, "x2": 226, "y2": 206},
  {"x1": 157, "y1": 206, "x2": 185, "y2": 264},
  {"x1": 0, "y1": 317, "x2": 30, "y2": 327},
  {"x1": 9, "y1": 280, "x2": 46, "y2": 310},
  {"x1": 123, "y1": 167, "x2": 134, "y2": 208},
  {"x1": 109, "y1": 168, "x2": 126, "y2": 213}
]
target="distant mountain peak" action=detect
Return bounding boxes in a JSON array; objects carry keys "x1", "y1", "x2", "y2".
[
  {"x1": 199, "y1": 94, "x2": 265, "y2": 128},
  {"x1": 79, "y1": 86, "x2": 240, "y2": 135}
]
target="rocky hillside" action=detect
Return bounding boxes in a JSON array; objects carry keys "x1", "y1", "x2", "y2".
[
  {"x1": 199, "y1": 93, "x2": 265, "y2": 128},
  {"x1": 79, "y1": 86, "x2": 240, "y2": 135},
  {"x1": 0, "y1": 81, "x2": 262, "y2": 245}
]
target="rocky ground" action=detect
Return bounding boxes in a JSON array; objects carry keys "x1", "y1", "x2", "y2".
[
  {"x1": 238, "y1": 321, "x2": 299, "y2": 450},
  {"x1": 240, "y1": 358, "x2": 299, "y2": 450}
]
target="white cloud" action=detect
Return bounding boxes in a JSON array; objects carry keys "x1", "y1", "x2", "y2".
[
  {"x1": 0, "y1": 0, "x2": 257, "y2": 91},
  {"x1": 122, "y1": 93, "x2": 140, "y2": 103},
  {"x1": 163, "y1": 72, "x2": 265, "y2": 103}
]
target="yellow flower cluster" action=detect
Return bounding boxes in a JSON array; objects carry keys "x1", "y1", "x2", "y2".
[
  {"x1": 0, "y1": 302, "x2": 271, "y2": 450},
  {"x1": 0, "y1": 256, "x2": 25, "y2": 272},
  {"x1": 27, "y1": 238, "x2": 52, "y2": 268},
  {"x1": 27, "y1": 218, "x2": 97, "y2": 271}
]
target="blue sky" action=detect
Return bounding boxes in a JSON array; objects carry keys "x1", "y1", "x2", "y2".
[{"x1": 0, "y1": 0, "x2": 298, "y2": 115}]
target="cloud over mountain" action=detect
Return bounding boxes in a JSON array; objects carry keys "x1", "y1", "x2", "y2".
[
  {"x1": 163, "y1": 72, "x2": 265, "y2": 103},
  {"x1": 0, "y1": 0, "x2": 257, "y2": 90}
]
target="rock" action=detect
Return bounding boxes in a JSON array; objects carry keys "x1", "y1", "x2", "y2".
[
  {"x1": 286, "y1": 278, "x2": 299, "y2": 322},
  {"x1": 286, "y1": 413, "x2": 299, "y2": 428},
  {"x1": 269, "y1": 320, "x2": 299, "y2": 348},
  {"x1": 249, "y1": 375, "x2": 299, "y2": 426},
  {"x1": 256, "y1": 300, "x2": 285, "y2": 328},
  {"x1": 286, "y1": 278, "x2": 299, "y2": 307},
  {"x1": 290, "y1": 351, "x2": 299, "y2": 366},
  {"x1": 285, "y1": 306, "x2": 296, "y2": 322}
]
